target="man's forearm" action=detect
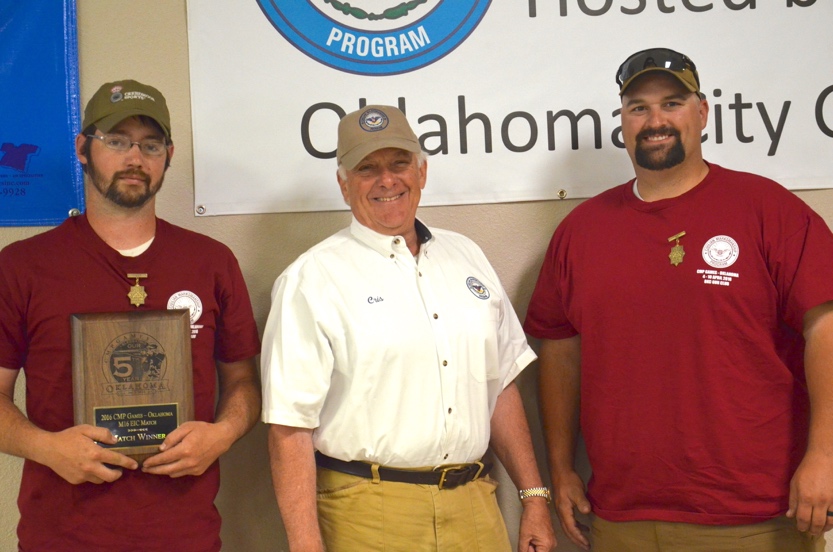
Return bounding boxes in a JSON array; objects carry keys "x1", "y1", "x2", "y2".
[
  {"x1": 0, "y1": 392, "x2": 48, "y2": 462},
  {"x1": 0, "y1": 367, "x2": 46, "y2": 461},
  {"x1": 268, "y1": 424, "x2": 324, "y2": 551},
  {"x1": 803, "y1": 303, "x2": 833, "y2": 456},
  {"x1": 538, "y1": 336, "x2": 582, "y2": 481},
  {"x1": 214, "y1": 357, "x2": 261, "y2": 449},
  {"x1": 490, "y1": 382, "x2": 545, "y2": 489},
  {"x1": 490, "y1": 381, "x2": 557, "y2": 551}
]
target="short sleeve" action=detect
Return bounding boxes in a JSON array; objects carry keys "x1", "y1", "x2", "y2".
[
  {"x1": 213, "y1": 248, "x2": 261, "y2": 363},
  {"x1": 771, "y1": 207, "x2": 833, "y2": 332},
  {"x1": 260, "y1": 260, "x2": 334, "y2": 428},
  {"x1": 0, "y1": 245, "x2": 27, "y2": 370},
  {"x1": 524, "y1": 221, "x2": 579, "y2": 340}
]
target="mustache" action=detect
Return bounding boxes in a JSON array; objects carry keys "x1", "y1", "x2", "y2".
[
  {"x1": 636, "y1": 126, "x2": 680, "y2": 141},
  {"x1": 113, "y1": 169, "x2": 151, "y2": 184}
]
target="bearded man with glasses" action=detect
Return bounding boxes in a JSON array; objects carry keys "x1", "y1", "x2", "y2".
[
  {"x1": 0, "y1": 80, "x2": 261, "y2": 551},
  {"x1": 525, "y1": 47, "x2": 833, "y2": 552}
]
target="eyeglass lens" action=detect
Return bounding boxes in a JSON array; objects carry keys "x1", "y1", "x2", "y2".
[{"x1": 89, "y1": 134, "x2": 167, "y2": 156}]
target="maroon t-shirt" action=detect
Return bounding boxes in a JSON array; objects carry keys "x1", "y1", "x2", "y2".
[
  {"x1": 525, "y1": 163, "x2": 833, "y2": 525},
  {"x1": 0, "y1": 215, "x2": 260, "y2": 551}
]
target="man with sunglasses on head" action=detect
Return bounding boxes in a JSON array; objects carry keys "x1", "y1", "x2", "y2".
[
  {"x1": 0, "y1": 80, "x2": 261, "y2": 551},
  {"x1": 525, "y1": 47, "x2": 833, "y2": 551}
]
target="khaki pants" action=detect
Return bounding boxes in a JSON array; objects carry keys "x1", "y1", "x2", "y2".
[
  {"x1": 316, "y1": 467, "x2": 511, "y2": 552},
  {"x1": 592, "y1": 515, "x2": 825, "y2": 552}
]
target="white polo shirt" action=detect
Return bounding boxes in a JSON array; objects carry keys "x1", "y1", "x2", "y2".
[{"x1": 261, "y1": 218, "x2": 536, "y2": 468}]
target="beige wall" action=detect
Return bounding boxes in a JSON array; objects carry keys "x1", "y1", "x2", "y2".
[{"x1": 0, "y1": 2, "x2": 831, "y2": 550}]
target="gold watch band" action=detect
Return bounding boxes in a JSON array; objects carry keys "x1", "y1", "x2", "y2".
[{"x1": 518, "y1": 486, "x2": 551, "y2": 503}]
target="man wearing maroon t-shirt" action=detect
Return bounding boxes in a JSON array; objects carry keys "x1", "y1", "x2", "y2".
[
  {"x1": 525, "y1": 48, "x2": 833, "y2": 552},
  {"x1": 0, "y1": 80, "x2": 261, "y2": 551}
]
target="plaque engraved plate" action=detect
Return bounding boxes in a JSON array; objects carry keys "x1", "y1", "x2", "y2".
[{"x1": 72, "y1": 310, "x2": 194, "y2": 465}]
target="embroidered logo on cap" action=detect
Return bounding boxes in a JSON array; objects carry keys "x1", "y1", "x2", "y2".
[
  {"x1": 110, "y1": 85, "x2": 156, "y2": 104},
  {"x1": 110, "y1": 86, "x2": 124, "y2": 103},
  {"x1": 466, "y1": 277, "x2": 490, "y2": 300},
  {"x1": 360, "y1": 109, "x2": 389, "y2": 132}
]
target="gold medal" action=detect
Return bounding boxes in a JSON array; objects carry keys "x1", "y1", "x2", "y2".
[
  {"x1": 127, "y1": 273, "x2": 148, "y2": 307},
  {"x1": 667, "y1": 231, "x2": 686, "y2": 266}
]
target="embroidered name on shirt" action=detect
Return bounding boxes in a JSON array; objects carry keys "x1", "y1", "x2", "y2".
[{"x1": 367, "y1": 296, "x2": 384, "y2": 304}]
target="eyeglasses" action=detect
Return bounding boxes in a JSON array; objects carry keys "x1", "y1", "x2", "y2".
[
  {"x1": 87, "y1": 134, "x2": 168, "y2": 157},
  {"x1": 616, "y1": 48, "x2": 700, "y2": 90}
]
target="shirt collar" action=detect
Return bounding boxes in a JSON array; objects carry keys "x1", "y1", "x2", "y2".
[{"x1": 349, "y1": 217, "x2": 433, "y2": 257}]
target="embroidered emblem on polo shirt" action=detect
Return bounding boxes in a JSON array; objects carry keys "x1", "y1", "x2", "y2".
[
  {"x1": 702, "y1": 235, "x2": 740, "y2": 268},
  {"x1": 466, "y1": 277, "x2": 490, "y2": 300}
]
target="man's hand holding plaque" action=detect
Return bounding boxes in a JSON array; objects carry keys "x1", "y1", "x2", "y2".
[
  {"x1": 34, "y1": 424, "x2": 138, "y2": 484},
  {"x1": 142, "y1": 356, "x2": 260, "y2": 477},
  {"x1": 141, "y1": 419, "x2": 233, "y2": 477}
]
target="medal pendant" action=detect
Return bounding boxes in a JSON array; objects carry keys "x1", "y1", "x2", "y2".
[
  {"x1": 127, "y1": 273, "x2": 148, "y2": 307},
  {"x1": 669, "y1": 244, "x2": 685, "y2": 266},
  {"x1": 667, "y1": 231, "x2": 686, "y2": 267}
]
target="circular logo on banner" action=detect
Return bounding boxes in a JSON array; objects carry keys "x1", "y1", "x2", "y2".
[
  {"x1": 255, "y1": 1, "x2": 492, "y2": 76},
  {"x1": 702, "y1": 235, "x2": 740, "y2": 268}
]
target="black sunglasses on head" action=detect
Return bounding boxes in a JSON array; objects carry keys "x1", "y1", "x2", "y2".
[{"x1": 616, "y1": 48, "x2": 700, "y2": 89}]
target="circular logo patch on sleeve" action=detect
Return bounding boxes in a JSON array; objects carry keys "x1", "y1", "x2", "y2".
[{"x1": 256, "y1": 1, "x2": 492, "y2": 76}]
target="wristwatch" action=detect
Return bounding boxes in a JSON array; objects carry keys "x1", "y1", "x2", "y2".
[{"x1": 518, "y1": 486, "x2": 551, "y2": 503}]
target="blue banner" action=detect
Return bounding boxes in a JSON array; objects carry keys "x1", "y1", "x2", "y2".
[{"x1": 0, "y1": 0, "x2": 84, "y2": 226}]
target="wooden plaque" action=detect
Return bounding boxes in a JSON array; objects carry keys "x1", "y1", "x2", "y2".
[{"x1": 72, "y1": 310, "x2": 194, "y2": 465}]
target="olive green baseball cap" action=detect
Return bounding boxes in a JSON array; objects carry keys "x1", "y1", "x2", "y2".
[
  {"x1": 337, "y1": 105, "x2": 421, "y2": 170},
  {"x1": 82, "y1": 79, "x2": 171, "y2": 139},
  {"x1": 616, "y1": 48, "x2": 701, "y2": 96}
]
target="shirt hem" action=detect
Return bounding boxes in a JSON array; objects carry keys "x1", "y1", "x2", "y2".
[{"x1": 593, "y1": 507, "x2": 786, "y2": 526}]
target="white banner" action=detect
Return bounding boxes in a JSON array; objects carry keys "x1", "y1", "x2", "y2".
[{"x1": 187, "y1": 1, "x2": 833, "y2": 216}]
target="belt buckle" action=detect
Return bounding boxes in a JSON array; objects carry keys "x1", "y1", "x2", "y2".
[{"x1": 434, "y1": 462, "x2": 484, "y2": 490}]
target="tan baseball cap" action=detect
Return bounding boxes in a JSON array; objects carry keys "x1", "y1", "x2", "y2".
[
  {"x1": 83, "y1": 79, "x2": 171, "y2": 139},
  {"x1": 337, "y1": 105, "x2": 421, "y2": 170}
]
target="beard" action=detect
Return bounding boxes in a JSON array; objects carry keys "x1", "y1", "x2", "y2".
[
  {"x1": 87, "y1": 155, "x2": 163, "y2": 208},
  {"x1": 634, "y1": 126, "x2": 686, "y2": 171}
]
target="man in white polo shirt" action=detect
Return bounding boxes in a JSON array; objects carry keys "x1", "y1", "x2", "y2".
[{"x1": 261, "y1": 105, "x2": 555, "y2": 552}]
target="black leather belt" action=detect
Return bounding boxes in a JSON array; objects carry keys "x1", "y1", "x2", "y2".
[{"x1": 315, "y1": 451, "x2": 490, "y2": 490}]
